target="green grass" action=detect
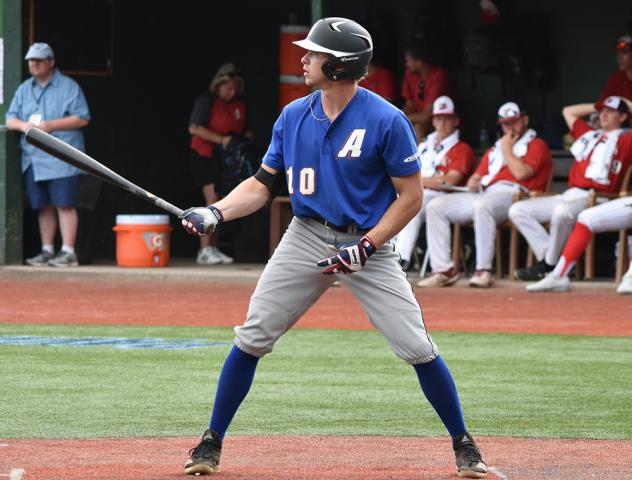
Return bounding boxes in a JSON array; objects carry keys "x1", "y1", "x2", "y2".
[{"x1": 0, "y1": 323, "x2": 631, "y2": 440}]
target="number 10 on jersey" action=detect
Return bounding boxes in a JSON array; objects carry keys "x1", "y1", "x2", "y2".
[{"x1": 286, "y1": 166, "x2": 316, "y2": 195}]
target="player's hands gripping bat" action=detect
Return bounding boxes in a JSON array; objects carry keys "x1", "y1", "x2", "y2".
[
  {"x1": 24, "y1": 127, "x2": 183, "y2": 217},
  {"x1": 317, "y1": 236, "x2": 376, "y2": 274},
  {"x1": 180, "y1": 205, "x2": 224, "y2": 236}
]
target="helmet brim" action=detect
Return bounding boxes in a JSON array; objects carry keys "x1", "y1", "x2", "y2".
[{"x1": 292, "y1": 38, "x2": 353, "y2": 58}]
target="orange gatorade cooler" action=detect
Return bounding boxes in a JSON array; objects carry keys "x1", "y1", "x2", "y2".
[
  {"x1": 279, "y1": 25, "x2": 310, "y2": 75},
  {"x1": 279, "y1": 74, "x2": 310, "y2": 111},
  {"x1": 112, "y1": 214, "x2": 172, "y2": 267}
]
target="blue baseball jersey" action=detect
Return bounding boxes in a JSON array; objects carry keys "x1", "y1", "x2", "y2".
[{"x1": 262, "y1": 87, "x2": 420, "y2": 229}]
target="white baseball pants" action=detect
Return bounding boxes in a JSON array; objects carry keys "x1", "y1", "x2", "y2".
[
  {"x1": 425, "y1": 182, "x2": 523, "y2": 272},
  {"x1": 508, "y1": 187, "x2": 594, "y2": 265},
  {"x1": 395, "y1": 188, "x2": 445, "y2": 263},
  {"x1": 577, "y1": 195, "x2": 632, "y2": 232}
]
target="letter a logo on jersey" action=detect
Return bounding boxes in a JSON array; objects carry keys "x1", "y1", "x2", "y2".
[{"x1": 337, "y1": 129, "x2": 366, "y2": 158}]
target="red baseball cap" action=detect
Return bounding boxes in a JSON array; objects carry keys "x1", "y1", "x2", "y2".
[
  {"x1": 616, "y1": 35, "x2": 631, "y2": 52},
  {"x1": 595, "y1": 95, "x2": 629, "y2": 114}
]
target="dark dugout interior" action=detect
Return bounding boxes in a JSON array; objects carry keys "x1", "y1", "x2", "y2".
[{"x1": 22, "y1": 0, "x2": 632, "y2": 271}]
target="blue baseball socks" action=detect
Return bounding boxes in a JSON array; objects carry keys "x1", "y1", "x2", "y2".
[
  {"x1": 209, "y1": 345, "x2": 259, "y2": 439},
  {"x1": 413, "y1": 355, "x2": 467, "y2": 438},
  {"x1": 209, "y1": 348, "x2": 467, "y2": 441}
]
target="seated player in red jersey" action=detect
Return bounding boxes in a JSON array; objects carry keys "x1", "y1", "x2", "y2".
[
  {"x1": 418, "y1": 101, "x2": 552, "y2": 289},
  {"x1": 395, "y1": 96, "x2": 475, "y2": 271},
  {"x1": 510, "y1": 96, "x2": 632, "y2": 282}
]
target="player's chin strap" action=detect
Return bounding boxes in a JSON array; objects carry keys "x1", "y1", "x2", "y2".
[{"x1": 317, "y1": 236, "x2": 376, "y2": 274}]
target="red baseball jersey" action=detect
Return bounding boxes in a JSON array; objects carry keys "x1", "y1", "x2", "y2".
[
  {"x1": 569, "y1": 119, "x2": 632, "y2": 192},
  {"x1": 476, "y1": 138, "x2": 552, "y2": 191},
  {"x1": 190, "y1": 95, "x2": 246, "y2": 158},
  {"x1": 401, "y1": 67, "x2": 454, "y2": 113},
  {"x1": 599, "y1": 70, "x2": 632, "y2": 103},
  {"x1": 359, "y1": 65, "x2": 398, "y2": 103},
  {"x1": 432, "y1": 141, "x2": 476, "y2": 184}
]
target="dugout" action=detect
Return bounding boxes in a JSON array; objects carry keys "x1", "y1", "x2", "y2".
[{"x1": 1, "y1": 0, "x2": 631, "y2": 273}]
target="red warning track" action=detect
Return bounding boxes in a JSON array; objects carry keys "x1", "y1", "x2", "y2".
[
  {"x1": 0, "y1": 278, "x2": 630, "y2": 336},
  {"x1": 1, "y1": 436, "x2": 631, "y2": 480}
]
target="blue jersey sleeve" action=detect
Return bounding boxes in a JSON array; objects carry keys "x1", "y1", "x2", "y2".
[
  {"x1": 381, "y1": 112, "x2": 420, "y2": 177},
  {"x1": 262, "y1": 110, "x2": 285, "y2": 172}
]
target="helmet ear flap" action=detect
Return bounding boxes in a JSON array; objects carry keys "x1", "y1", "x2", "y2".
[
  {"x1": 321, "y1": 50, "x2": 372, "y2": 81},
  {"x1": 321, "y1": 56, "x2": 346, "y2": 81}
]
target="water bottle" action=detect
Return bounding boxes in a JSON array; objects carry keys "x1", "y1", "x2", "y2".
[{"x1": 479, "y1": 122, "x2": 490, "y2": 150}]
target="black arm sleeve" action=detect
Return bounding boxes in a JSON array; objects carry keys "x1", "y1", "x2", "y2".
[
  {"x1": 254, "y1": 166, "x2": 288, "y2": 201},
  {"x1": 189, "y1": 92, "x2": 214, "y2": 127}
]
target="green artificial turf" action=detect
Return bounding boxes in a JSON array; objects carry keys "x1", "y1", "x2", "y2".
[{"x1": 0, "y1": 323, "x2": 630, "y2": 440}]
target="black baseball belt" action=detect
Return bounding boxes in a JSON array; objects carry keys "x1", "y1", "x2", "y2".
[{"x1": 308, "y1": 217, "x2": 370, "y2": 235}]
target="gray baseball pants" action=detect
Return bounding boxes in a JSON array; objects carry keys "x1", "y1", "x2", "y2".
[{"x1": 234, "y1": 217, "x2": 438, "y2": 365}]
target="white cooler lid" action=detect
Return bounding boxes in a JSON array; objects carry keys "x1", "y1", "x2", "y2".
[{"x1": 115, "y1": 214, "x2": 170, "y2": 225}]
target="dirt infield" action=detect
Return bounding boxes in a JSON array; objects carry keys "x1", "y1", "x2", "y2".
[
  {"x1": 0, "y1": 277, "x2": 630, "y2": 336},
  {"x1": 1, "y1": 436, "x2": 631, "y2": 480},
  {"x1": 1, "y1": 274, "x2": 631, "y2": 479}
]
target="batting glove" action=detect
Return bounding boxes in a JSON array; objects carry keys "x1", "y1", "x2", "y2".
[
  {"x1": 179, "y1": 205, "x2": 223, "y2": 236},
  {"x1": 317, "y1": 236, "x2": 376, "y2": 274}
]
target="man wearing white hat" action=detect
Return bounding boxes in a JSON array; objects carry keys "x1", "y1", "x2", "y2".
[
  {"x1": 395, "y1": 96, "x2": 475, "y2": 270},
  {"x1": 5, "y1": 42, "x2": 91, "y2": 267},
  {"x1": 510, "y1": 96, "x2": 632, "y2": 283},
  {"x1": 418, "y1": 101, "x2": 552, "y2": 288}
]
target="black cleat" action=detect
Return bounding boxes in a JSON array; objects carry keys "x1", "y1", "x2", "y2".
[
  {"x1": 453, "y1": 432, "x2": 488, "y2": 478},
  {"x1": 184, "y1": 429, "x2": 222, "y2": 475},
  {"x1": 515, "y1": 259, "x2": 554, "y2": 281}
]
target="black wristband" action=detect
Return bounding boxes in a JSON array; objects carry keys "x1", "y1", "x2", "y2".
[{"x1": 207, "y1": 205, "x2": 224, "y2": 224}]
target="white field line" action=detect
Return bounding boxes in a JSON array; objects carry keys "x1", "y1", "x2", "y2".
[
  {"x1": 0, "y1": 471, "x2": 23, "y2": 480},
  {"x1": 2, "y1": 470, "x2": 25, "y2": 480},
  {"x1": 489, "y1": 466, "x2": 509, "y2": 479}
]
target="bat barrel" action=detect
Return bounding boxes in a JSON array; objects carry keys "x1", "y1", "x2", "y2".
[{"x1": 25, "y1": 127, "x2": 184, "y2": 218}]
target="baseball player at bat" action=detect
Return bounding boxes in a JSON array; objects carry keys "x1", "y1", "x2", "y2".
[{"x1": 180, "y1": 17, "x2": 487, "y2": 478}]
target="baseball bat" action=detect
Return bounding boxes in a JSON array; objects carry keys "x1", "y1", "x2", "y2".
[{"x1": 25, "y1": 127, "x2": 183, "y2": 217}]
